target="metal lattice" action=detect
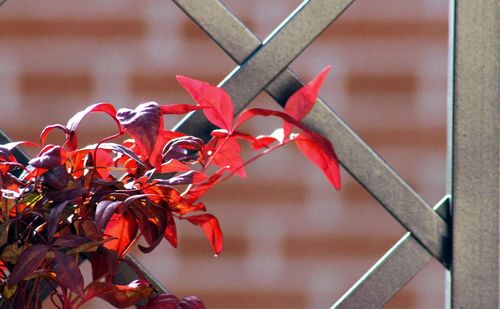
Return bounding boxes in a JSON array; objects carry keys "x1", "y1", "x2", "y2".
[{"x1": 1, "y1": 0, "x2": 498, "y2": 307}]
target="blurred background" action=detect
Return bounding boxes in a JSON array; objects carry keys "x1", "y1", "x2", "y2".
[{"x1": 0, "y1": 0, "x2": 449, "y2": 308}]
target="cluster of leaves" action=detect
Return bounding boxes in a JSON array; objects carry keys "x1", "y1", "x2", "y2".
[{"x1": 0, "y1": 66, "x2": 340, "y2": 308}]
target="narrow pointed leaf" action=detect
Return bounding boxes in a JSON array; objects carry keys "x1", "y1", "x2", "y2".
[
  {"x1": 53, "y1": 234, "x2": 91, "y2": 248},
  {"x1": 160, "y1": 104, "x2": 204, "y2": 114},
  {"x1": 47, "y1": 201, "x2": 70, "y2": 242},
  {"x1": 283, "y1": 66, "x2": 330, "y2": 137},
  {"x1": 8, "y1": 245, "x2": 48, "y2": 287},
  {"x1": 95, "y1": 200, "x2": 123, "y2": 231},
  {"x1": 295, "y1": 133, "x2": 341, "y2": 190},
  {"x1": 54, "y1": 251, "x2": 84, "y2": 297},
  {"x1": 82, "y1": 143, "x2": 146, "y2": 167},
  {"x1": 185, "y1": 214, "x2": 223, "y2": 255},
  {"x1": 164, "y1": 211, "x2": 177, "y2": 248}
]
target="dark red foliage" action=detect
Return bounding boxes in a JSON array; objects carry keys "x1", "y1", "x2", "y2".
[{"x1": 0, "y1": 67, "x2": 340, "y2": 308}]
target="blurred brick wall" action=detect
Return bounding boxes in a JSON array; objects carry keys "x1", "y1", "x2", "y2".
[{"x1": 0, "y1": 0, "x2": 449, "y2": 308}]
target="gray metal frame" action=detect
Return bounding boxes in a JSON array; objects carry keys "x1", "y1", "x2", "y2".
[
  {"x1": 449, "y1": 0, "x2": 500, "y2": 307},
  {"x1": 1, "y1": 0, "x2": 498, "y2": 307}
]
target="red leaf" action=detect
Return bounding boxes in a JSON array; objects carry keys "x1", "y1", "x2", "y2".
[
  {"x1": 8, "y1": 245, "x2": 48, "y2": 287},
  {"x1": 159, "y1": 159, "x2": 191, "y2": 173},
  {"x1": 234, "y1": 108, "x2": 307, "y2": 132},
  {"x1": 164, "y1": 211, "x2": 177, "y2": 248},
  {"x1": 211, "y1": 137, "x2": 245, "y2": 177},
  {"x1": 295, "y1": 132, "x2": 341, "y2": 190},
  {"x1": 81, "y1": 142, "x2": 146, "y2": 168},
  {"x1": 67, "y1": 102, "x2": 120, "y2": 133},
  {"x1": 185, "y1": 168, "x2": 226, "y2": 203},
  {"x1": 160, "y1": 104, "x2": 204, "y2": 114},
  {"x1": 103, "y1": 212, "x2": 138, "y2": 257},
  {"x1": 40, "y1": 124, "x2": 70, "y2": 146},
  {"x1": 185, "y1": 214, "x2": 223, "y2": 255},
  {"x1": 66, "y1": 102, "x2": 121, "y2": 150},
  {"x1": 54, "y1": 251, "x2": 84, "y2": 297},
  {"x1": 283, "y1": 66, "x2": 330, "y2": 137},
  {"x1": 176, "y1": 75, "x2": 233, "y2": 131},
  {"x1": 84, "y1": 280, "x2": 152, "y2": 308}
]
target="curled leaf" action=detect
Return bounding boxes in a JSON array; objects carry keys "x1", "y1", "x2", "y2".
[{"x1": 85, "y1": 280, "x2": 153, "y2": 308}]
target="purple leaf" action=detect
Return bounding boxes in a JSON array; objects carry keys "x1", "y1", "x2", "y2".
[
  {"x1": 179, "y1": 296, "x2": 206, "y2": 309},
  {"x1": 42, "y1": 166, "x2": 71, "y2": 189},
  {"x1": 47, "y1": 201, "x2": 70, "y2": 242},
  {"x1": 45, "y1": 179, "x2": 85, "y2": 202},
  {"x1": 8, "y1": 245, "x2": 49, "y2": 287},
  {"x1": 53, "y1": 234, "x2": 91, "y2": 248},
  {"x1": 95, "y1": 200, "x2": 123, "y2": 231},
  {"x1": 54, "y1": 251, "x2": 84, "y2": 297},
  {"x1": 88, "y1": 247, "x2": 119, "y2": 281},
  {"x1": 162, "y1": 136, "x2": 205, "y2": 163},
  {"x1": 117, "y1": 102, "x2": 162, "y2": 160},
  {"x1": 29, "y1": 145, "x2": 65, "y2": 169}
]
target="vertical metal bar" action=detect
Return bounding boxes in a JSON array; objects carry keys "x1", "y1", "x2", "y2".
[
  {"x1": 450, "y1": 0, "x2": 500, "y2": 307},
  {"x1": 444, "y1": 1, "x2": 456, "y2": 307}
]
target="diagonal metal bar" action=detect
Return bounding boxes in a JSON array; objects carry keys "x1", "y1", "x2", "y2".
[
  {"x1": 173, "y1": 0, "x2": 355, "y2": 140},
  {"x1": 172, "y1": 0, "x2": 450, "y2": 267},
  {"x1": 0, "y1": 130, "x2": 169, "y2": 300},
  {"x1": 332, "y1": 195, "x2": 450, "y2": 308}
]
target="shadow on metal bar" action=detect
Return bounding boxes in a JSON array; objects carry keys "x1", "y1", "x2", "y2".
[{"x1": 172, "y1": 0, "x2": 450, "y2": 267}]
